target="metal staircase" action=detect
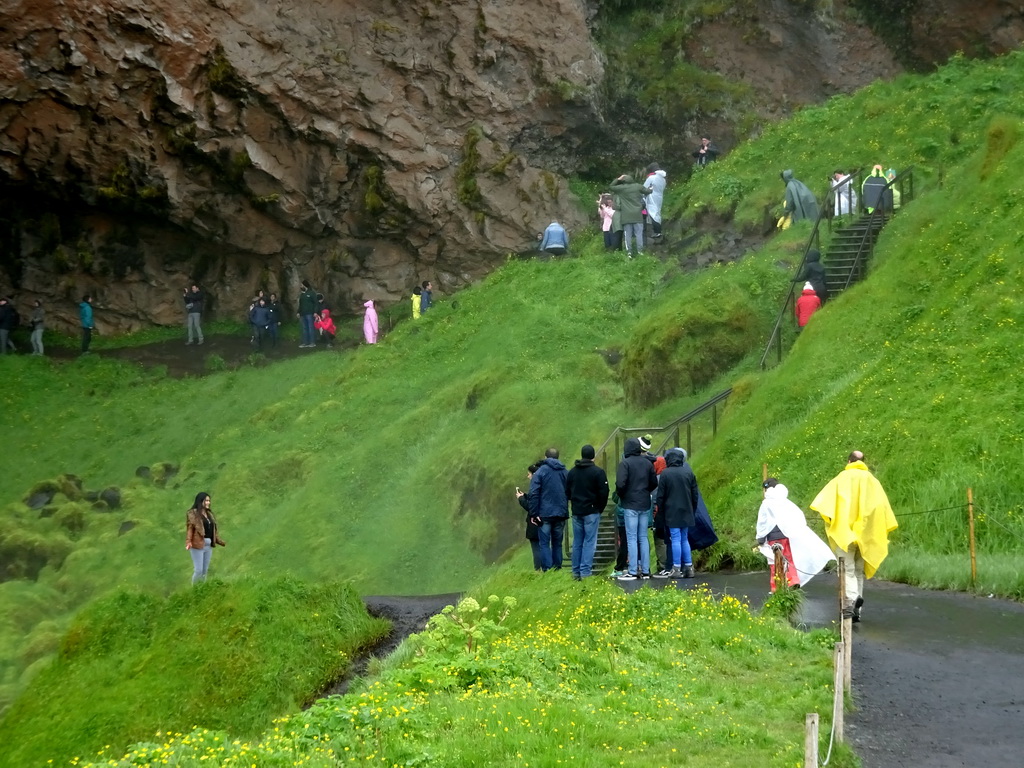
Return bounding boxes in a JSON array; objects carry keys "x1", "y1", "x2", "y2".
[
  {"x1": 570, "y1": 388, "x2": 732, "y2": 570},
  {"x1": 760, "y1": 167, "x2": 914, "y2": 368}
]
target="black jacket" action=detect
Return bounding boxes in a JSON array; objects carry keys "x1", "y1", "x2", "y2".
[
  {"x1": 655, "y1": 449, "x2": 699, "y2": 529},
  {"x1": 0, "y1": 303, "x2": 15, "y2": 330},
  {"x1": 615, "y1": 438, "x2": 658, "y2": 510},
  {"x1": 184, "y1": 289, "x2": 203, "y2": 314},
  {"x1": 793, "y1": 250, "x2": 829, "y2": 302},
  {"x1": 566, "y1": 460, "x2": 609, "y2": 517}
]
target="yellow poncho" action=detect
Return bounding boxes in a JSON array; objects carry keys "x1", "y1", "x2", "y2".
[{"x1": 810, "y1": 461, "x2": 897, "y2": 579}]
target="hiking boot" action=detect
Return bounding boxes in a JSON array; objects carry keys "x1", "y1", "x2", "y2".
[
  {"x1": 616, "y1": 573, "x2": 639, "y2": 581},
  {"x1": 682, "y1": 565, "x2": 696, "y2": 579},
  {"x1": 853, "y1": 596, "x2": 864, "y2": 622},
  {"x1": 653, "y1": 569, "x2": 672, "y2": 579}
]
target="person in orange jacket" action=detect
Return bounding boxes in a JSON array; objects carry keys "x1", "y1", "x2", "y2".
[{"x1": 795, "y1": 282, "x2": 822, "y2": 330}]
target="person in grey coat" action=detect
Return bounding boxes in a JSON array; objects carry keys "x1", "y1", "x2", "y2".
[
  {"x1": 781, "y1": 170, "x2": 819, "y2": 223},
  {"x1": 29, "y1": 300, "x2": 45, "y2": 355}
]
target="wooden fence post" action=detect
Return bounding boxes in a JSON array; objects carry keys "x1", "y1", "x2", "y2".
[
  {"x1": 762, "y1": 463, "x2": 768, "y2": 483},
  {"x1": 837, "y1": 556, "x2": 847, "y2": 618},
  {"x1": 805, "y1": 713, "x2": 819, "y2": 767},
  {"x1": 833, "y1": 642, "x2": 845, "y2": 743},
  {"x1": 967, "y1": 487, "x2": 977, "y2": 585},
  {"x1": 842, "y1": 616, "x2": 852, "y2": 693}
]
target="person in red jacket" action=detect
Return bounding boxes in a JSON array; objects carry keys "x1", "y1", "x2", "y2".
[{"x1": 795, "y1": 282, "x2": 822, "y2": 330}]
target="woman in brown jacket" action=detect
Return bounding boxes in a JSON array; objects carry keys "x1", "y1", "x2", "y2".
[{"x1": 186, "y1": 492, "x2": 226, "y2": 584}]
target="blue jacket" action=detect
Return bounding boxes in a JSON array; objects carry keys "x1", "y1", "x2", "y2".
[
  {"x1": 79, "y1": 302, "x2": 93, "y2": 329},
  {"x1": 420, "y1": 289, "x2": 432, "y2": 313},
  {"x1": 539, "y1": 222, "x2": 569, "y2": 252},
  {"x1": 528, "y1": 457, "x2": 568, "y2": 519}
]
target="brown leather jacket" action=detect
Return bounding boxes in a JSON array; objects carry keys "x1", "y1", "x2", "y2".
[{"x1": 186, "y1": 507, "x2": 226, "y2": 550}]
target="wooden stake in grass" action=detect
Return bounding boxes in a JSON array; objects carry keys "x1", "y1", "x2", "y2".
[
  {"x1": 805, "y1": 712, "x2": 819, "y2": 767},
  {"x1": 842, "y1": 616, "x2": 852, "y2": 694},
  {"x1": 837, "y1": 555, "x2": 847, "y2": 618},
  {"x1": 833, "y1": 642, "x2": 845, "y2": 743},
  {"x1": 968, "y1": 487, "x2": 977, "y2": 585}
]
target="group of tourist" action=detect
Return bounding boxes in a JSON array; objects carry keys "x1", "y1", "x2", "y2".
[
  {"x1": 538, "y1": 136, "x2": 722, "y2": 259},
  {"x1": 0, "y1": 295, "x2": 46, "y2": 356},
  {"x1": 514, "y1": 440, "x2": 896, "y2": 622}
]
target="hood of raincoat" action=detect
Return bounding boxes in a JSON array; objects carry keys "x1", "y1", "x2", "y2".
[
  {"x1": 665, "y1": 448, "x2": 687, "y2": 467},
  {"x1": 363, "y1": 300, "x2": 374, "y2": 309},
  {"x1": 623, "y1": 437, "x2": 641, "y2": 457},
  {"x1": 781, "y1": 169, "x2": 794, "y2": 182},
  {"x1": 805, "y1": 249, "x2": 821, "y2": 263}
]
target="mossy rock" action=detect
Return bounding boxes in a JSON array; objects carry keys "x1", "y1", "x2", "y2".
[
  {"x1": 135, "y1": 466, "x2": 152, "y2": 480},
  {"x1": 57, "y1": 474, "x2": 84, "y2": 501},
  {"x1": 118, "y1": 521, "x2": 137, "y2": 536},
  {"x1": 56, "y1": 505, "x2": 88, "y2": 538},
  {"x1": 24, "y1": 481, "x2": 58, "y2": 509},
  {"x1": 152, "y1": 462, "x2": 180, "y2": 488},
  {"x1": 0, "y1": 527, "x2": 73, "y2": 582},
  {"x1": 100, "y1": 487, "x2": 122, "y2": 509}
]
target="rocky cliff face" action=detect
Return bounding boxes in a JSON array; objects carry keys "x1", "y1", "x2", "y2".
[
  {"x1": 0, "y1": 0, "x2": 1018, "y2": 332},
  {"x1": 0, "y1": 0, "x2": 603, "y2": 330}
]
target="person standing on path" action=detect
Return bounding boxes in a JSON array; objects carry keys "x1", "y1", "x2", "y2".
[
  {"x1": 183, "y1": 283, "x2": 204, "y2": 345},
  {"x1": 643, "y1": 164, "x2": 667, "y2": 240},
  {"x1": 615, "y1": 437, "x2": 657, "y2": 580},
  {"x1": 610, "y1": 174, "x2": 649, "y2": 258},
  {"x1": 79, "y1": 294, "x2": 94, "y2": 355},
  {"x1": 185, "y1": 492, "x2": 226, "y2": 585},
  {"x1": 29, "y1": 299, "x2": 45, "y2": 355},
  {"x1": 249, "y1": 296, "x2": 272, "y2": 350},
  {"x1": 566, "y1": 444, "x2": 609, "y2": 580},
  {"x1": 810, "y1": 450, "x2": 897, "y2": 622},
  {"x1": 515, "y1": 462, "x2": 545, "y2": 571},
  {"x1": 411, "y1": 286, "x2": 422, "y2": 319},
  {"x1": 792, "y1": 249, "x2": 829, "y2": 304},
  {"x1": 362, "y1": 299, "x2": 378, "y2": 344},
  {"x1": 297, "y1": 280, "x2": 318, "y2": 348},
  {"x1": 653, "y1": 447, "x2": 699, "y2": 579},
  {"x1": 0, "y1": 296, "x2": 14, "y2": 355},
  {"x1": 756, "y1": 478, "x2": 834, "y2": 591},
  {"x1": 420, "y1": 281, "x2": 433, "y2": 313},
  {"x1": 528, "y1": 447, "x2": 570, "y2": 572}
]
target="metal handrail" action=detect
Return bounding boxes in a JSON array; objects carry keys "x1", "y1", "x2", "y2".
[{"x1": 593, "y1": 387, "x2": 732, "y2": 470}]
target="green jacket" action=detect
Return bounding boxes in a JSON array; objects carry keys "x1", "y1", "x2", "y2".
[
  {"x1": 782, "y1": 170, "x2": 819, "y2": 223},
  {"x1": 610, "y1": 176, "x2": 647, "y2": 225},
  {"x1": 298, "y1": 288, "x2": 318, "y2": 315}
]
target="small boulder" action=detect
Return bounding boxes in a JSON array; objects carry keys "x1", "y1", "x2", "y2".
[
  {"x1": 117, "y1": 521, "x2": 136, "y2": 536},
  {"x1": 135, "y1": 466, "x2": 152, "y2": 480},
  {"x1": 99, "y1": 487, "x2": 122, "y2": 509}
]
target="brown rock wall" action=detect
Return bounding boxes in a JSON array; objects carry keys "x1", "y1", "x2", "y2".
[{"x1": 0, "y1": 0, "x2": 603, "y2": 331}]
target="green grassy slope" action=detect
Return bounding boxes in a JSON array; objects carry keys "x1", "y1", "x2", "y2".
[
  {"x1": 0, "y1": 577, "x2": 389, "y2": 768},
  {"x1": 68, "y1": 557, "x2": 857, "y2": 768},
  {"x1": 4, "y1": 44, "x2": 1024, "y2": 765},
  {"x1": 695, "y1": 115, "x2": 1024, "y2": 596}
]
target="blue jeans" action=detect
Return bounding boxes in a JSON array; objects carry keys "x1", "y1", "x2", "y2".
[
  {"x1": 623, "y1": 508, "x2": 650, "y2": 576},
  {"x1": 538, "y1": 518, "x2": 566, "y2": 571},
  {"x1": 670, "y1": 527, "x2": 692, "y2": 568},
  {"x1": 300, "y1": 314, "x2": 316, "y2": 346},
  {"x1": 571, "y1": 513, "x2": 601, "y2": 578},
  {"x1": 190, "y1": 537, "x2": 213, "y2": 584}
]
